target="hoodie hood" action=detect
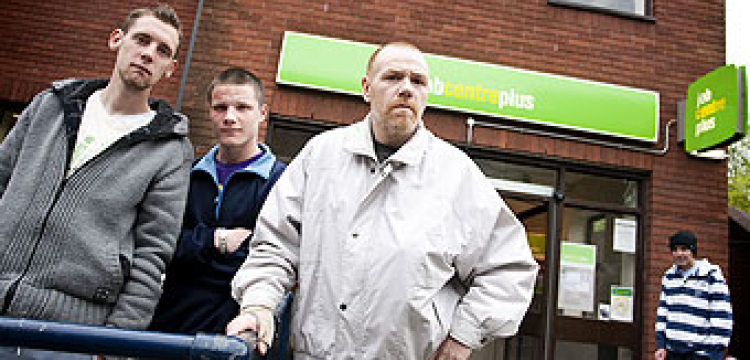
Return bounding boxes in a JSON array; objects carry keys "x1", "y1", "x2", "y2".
[{"x1": 51, "y1": 78, "x2": 188, "y2": 141}]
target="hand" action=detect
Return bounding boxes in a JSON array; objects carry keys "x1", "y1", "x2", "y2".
[
  {"x1": 226, "y1": 306, "x2": 275, "y2": 355},
  {"x1": 430, "y1": 336, "x2": 471, "y2": 360},
  {"x1": 215, "y1": 228, "x2": 252, "y2": 254},
  {"x1": 654, "y1": 348, "x2": 666, "y2": 360}
]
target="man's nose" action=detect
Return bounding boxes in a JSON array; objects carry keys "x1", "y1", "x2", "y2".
[
  {"x1": 397, "y1": 80, "x2": 414, "y2": 98},
  {"x1": 140, "y1": 45, "x2": 157, "y2": 62},
  {"x1": 223, "y1": 107, "x2": 238, "y2": 123}
]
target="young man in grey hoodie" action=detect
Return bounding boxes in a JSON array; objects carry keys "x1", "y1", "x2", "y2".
[{"x1": 0, "y1": 4, "x2": 192, "y2": 359}]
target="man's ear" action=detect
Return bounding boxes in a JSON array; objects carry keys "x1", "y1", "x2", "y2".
[
  {"x1": 165, "y1": 59, "x2": 178, "y2": 78},
  {"x1": 108, "y1": 29, "x2": 124, "y2": 51},
  {"x1": 361, "y1": 76, "x2": 370, "y2": 103}
]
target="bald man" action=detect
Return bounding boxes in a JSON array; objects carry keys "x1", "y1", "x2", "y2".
[{"x1": 228, "y1": 42, "x2": 538, "y2": 360}]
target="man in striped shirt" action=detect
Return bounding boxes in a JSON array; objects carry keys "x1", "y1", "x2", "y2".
[{"x1": 655, "y1": 230, "x2": 733, "y2": 360}]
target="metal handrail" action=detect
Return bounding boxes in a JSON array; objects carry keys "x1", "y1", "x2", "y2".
[{"x1": 0, "y1": 317, "x2": 255, "y2": 360}]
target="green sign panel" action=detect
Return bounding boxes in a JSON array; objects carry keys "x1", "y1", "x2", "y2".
[
  {"x1": 560, "y1": 243, "x2": 596, "y2": 266},
  {"x1": 611, "y1": 286, "x2": 633, "y2": 297},
  {"x1": 685, "y1": 65, "x2": 748, "y2": 152},
  {"x1": 277, "y1": 31, "x2": 660, "y2": 142}
]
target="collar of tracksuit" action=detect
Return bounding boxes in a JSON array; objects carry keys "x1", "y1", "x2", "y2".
[{"x1": 193, "y1": 143, "x2": 276, "y2": 185}]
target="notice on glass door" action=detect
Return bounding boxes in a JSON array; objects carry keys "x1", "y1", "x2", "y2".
[
  {"x1": 610, "y1": 286, "x2": 634, "y2": 322},
  {"x1": 558, "y1": 243, "x2": 596, "y2": 313},
  {"x1": 613, "y1": 218, "x2": 636, "y2": 254}
]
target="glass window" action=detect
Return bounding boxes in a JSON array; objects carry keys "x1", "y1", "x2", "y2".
[
  {"x1": 558, "y1": 208, "x2": 636, "y2": 322},
  {"x1": 555, "y1": 340, "x2": 633, "y2": 360},
  {"x1": 266, "y1": 117, "x2": 337, "y2": 162},
  {"x1": 475, "y1": 159, "x2": 557, "y2": 197},
  {"x1": 565, "y1": 171, "x2": 638, "y2": 207},
  {"x1": 0, "y1": 101, "x2": 24, "y2": 142},
  {"x1": 549, "y1": 0, "x2": 651, "y2": 17}
]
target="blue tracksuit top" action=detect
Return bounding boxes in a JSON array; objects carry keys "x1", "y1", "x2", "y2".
[{"x1": 149, "y1": 144, "x2": 286, "y2": 334}]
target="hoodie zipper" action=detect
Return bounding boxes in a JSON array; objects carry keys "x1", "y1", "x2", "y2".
[
  {"x1": 0, "y1": 131, "x2": 149, "y2": 315},
  {"x1": 1, "y1": 178, "x2": 68, "y2": 315}
]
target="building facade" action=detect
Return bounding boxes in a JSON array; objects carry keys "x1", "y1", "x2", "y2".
[{"x1": 0, "y1": 1, "x2": 731, "y2": 359}]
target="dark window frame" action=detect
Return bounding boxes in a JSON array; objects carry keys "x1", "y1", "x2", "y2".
[{"x1": 549, "y1": 0, "x2": 656, "y2": 22}]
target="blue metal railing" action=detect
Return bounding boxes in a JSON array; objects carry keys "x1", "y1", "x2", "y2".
[
  {"x1": 0, "y1": 317, "x2": 254, "y2": 359},
  {"x1": 0, "y1": 293, "x2": 294, "y2": 359}
]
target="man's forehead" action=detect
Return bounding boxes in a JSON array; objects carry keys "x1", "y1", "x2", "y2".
[
  {"x1": 371, "y1": 45, "x2": 428, "y2": 74},
  {"x1": 128, "y1": 16, "x2": 179, "y2": 46},
  {"x1": 212, "y1": 84, "x2": 259, "y2": 103}
]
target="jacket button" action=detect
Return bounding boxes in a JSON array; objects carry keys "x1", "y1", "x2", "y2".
[
  {"x1": 93, "y1": 287, "x2": 110, "y2": 303},
  {"x1": 339, "y1": 303, "x2": 347, "y2": 311}
]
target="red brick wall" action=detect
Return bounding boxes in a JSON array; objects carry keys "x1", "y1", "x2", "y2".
[
  {"x1": 0, "y1": 0, "x2": 197, "y2": 104},
  {"x1": 0, "y1": 1, "x2": 728, "y2": 359}
]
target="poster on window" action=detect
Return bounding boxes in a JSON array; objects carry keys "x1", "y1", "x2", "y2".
[
  {"x1": 557, "y1": 243, "x2": 596, "y2": 313},
  {"x1": 610, "y1": 286, "x2": 634, "y2": 322},
  {"x1": 613, "y1": 218, "x2": 637, "y2": 254}
]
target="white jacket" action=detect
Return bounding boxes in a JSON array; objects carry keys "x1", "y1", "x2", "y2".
[{"x1": 232, "y1": 117, "x2": 538, "y2": 359}]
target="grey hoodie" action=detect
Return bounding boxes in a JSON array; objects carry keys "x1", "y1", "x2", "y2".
[{"x1": 0, "y1": 79, "x2": 192, "y2": 329}]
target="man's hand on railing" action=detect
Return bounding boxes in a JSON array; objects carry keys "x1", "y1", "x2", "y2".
[{"x1": 226, "y1": 306, "x2": 275, "y2": 355}]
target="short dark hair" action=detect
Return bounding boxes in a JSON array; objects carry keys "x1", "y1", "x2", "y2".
[
  {"x1": 121, "y1": 4, "x2": 182, "y2": 58},
  {"x1": 366, "y1": 42, "x2": 423, "y2": 76},
  {"x1": 206, "y1": 67, "x2": 265, "y2": 105},
  {"x1": 669, "y1": 230, "x2": 698, "y2": 255}
]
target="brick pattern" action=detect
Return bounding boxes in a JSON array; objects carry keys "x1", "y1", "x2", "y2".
[
  {"x1": 0, "y1": 0, "x2": 728, "y2": 359},
  {"x1": 0, "y1": 0, "x2": 197, "y2": 106}
]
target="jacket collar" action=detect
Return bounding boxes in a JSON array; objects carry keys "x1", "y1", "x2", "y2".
[
  {"x1": 51, "y1": 78, "x2": 188, "y2": 140},
  {"x1": 668, "y1": 259, "x2": 716, "y2": 277},
  {"x1": 194, "y1": 143, "x2": 277, "y2": 184},
  {"x1": 343, "y1": 114, "x2": 429, "y2": 167}
]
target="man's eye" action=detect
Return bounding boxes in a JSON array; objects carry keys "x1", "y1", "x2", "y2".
[
  {"x1": 135, "y1": 35, "x2": 149, "y2": 45},
  {"x1": 212, "y1": 105, "x2": 227, "y2": 112},
  {"x1": 412, "y1": 77, "x2": 426, "y2": 85},
  {"x1": 237, "y1": 105, "x2": 252, "y2": 111},
  {"x1": 384, "y1": 74, "x2": 400, "y2": 81},
  {"x1": 157, "y1": 46, "x2": 172, "y2": 58}
]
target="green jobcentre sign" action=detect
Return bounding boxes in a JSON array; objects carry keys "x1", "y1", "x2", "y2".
[
  {"x1": 685, "y1": 65, "x2": 748, "y2": 152},
  {"x1": 277, "y1": 32, "x2": 660, "y2": 142}
]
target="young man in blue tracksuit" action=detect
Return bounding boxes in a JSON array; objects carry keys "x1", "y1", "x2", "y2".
[
  {"x1": 149, "y1": 67, "x2": 285, "y2": 335},
  {"x1": 655, "y1": 230, "x2": 733, "y2": 360}
]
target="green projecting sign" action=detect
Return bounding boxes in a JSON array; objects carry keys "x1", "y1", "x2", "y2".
[
  {"x1": 685, "y1": 65, "x2": 748, "y2": 152},
  {"x1": 277, "y1": 31, "x2": 660, "y2": 142}
]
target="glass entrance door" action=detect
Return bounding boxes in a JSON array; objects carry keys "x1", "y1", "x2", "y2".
[
  {"x1": 505, "y1": 197, "x2": 550, "y2": 360},
  {"x1": 470, "y1": 196, "x2": 551, "y2": 360}
]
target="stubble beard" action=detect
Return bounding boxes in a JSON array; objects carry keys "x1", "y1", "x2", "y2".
[
  {"x1": 119, "y1": 68, "x2": 151, "y2": 92},
  {"x1": 383, "y1": 113, "x2": 418, "y2": 145}
]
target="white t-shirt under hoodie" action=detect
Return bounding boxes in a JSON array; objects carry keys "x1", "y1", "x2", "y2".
[{"x1": 67, "y1": 90, "x2": 155, "y2": 177}]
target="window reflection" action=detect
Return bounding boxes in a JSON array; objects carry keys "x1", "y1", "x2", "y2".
[
  {"x1": 550, "y1": 0, "x2": 648, "y2": 16},
  {"x1": 565, "y1": 172, "x2": 638, "y2": 207}
]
